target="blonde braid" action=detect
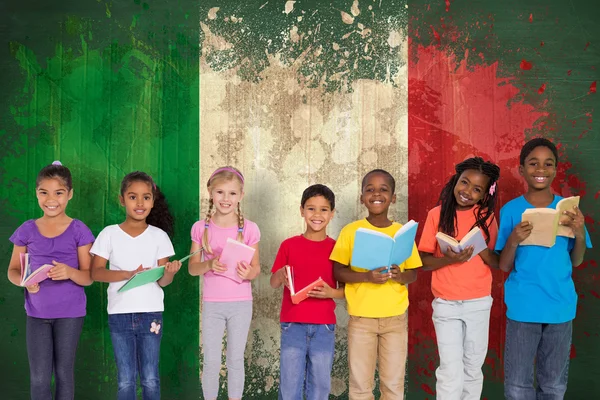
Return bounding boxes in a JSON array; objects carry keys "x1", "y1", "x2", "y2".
[
  {"x1": 202, "y1": 199, "x2": 214, "y2": 254},
  {"x1": 236, "y1": 202, "x2": 245, "y2": 242}
]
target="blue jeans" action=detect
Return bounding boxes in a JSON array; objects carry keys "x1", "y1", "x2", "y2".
[
  {"x1": 108, "y1": 312, "x2": 163, "y2": 400},
  {"x1": 278, "y1": 323, "x2": 335, "y2": 400},
  {"x1": 26, "y1": 316, "x2": 84, "y2": 400},
  {"x1": 504, "y1": 318, "x2": 572, "y2": 400}
]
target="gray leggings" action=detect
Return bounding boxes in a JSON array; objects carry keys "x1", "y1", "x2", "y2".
[
  {"x1": 26, "y1": 316, "x2": 84, "y2": 400},
  {"x1": 201, "y1": 301, "x2": 253, "y2": 399}
]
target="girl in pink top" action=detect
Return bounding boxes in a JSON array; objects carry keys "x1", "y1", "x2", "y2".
[{"x1": 188, "y1": 166, "x2": 261, "y2": 400}]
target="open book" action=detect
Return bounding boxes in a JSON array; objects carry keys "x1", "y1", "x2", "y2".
[
  {"x1": 118, "y1": 249, "x2": 202, "y2": 293},
  {"x1": 19, "y1": 253, "x2": 52, "y2": 287},
  {"x1": 435, "y1": 227, "x2": 488, "y2": 261},
  {"x1": 285, "y1": 265, "x2": 325, "y2": 305},
  {"x1": 214, "y1": 238, "x2": 255, "y2": 283},
  {"x1": 521, "y1": 196, "x2": 579, "y2": 247},
  {"x1": 351, "y1": 220, "x2": 418, "y2": 271}
]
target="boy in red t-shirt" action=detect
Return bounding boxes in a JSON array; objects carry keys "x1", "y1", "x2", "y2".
[{"x1": 271, "y1": 184, "x2": 344, "y2": 399}]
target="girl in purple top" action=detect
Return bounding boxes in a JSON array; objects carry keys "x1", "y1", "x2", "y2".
[{"x1": 7, "y1": 161, "x2": 95, "y2": 400}]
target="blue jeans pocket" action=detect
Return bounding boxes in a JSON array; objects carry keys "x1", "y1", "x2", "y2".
[
  {"x1": 324, "y1": 324, "x2": 335, "y2": 332},
  {"x1": 281, "y1": 322, "x2": 293, "y2": 332}
]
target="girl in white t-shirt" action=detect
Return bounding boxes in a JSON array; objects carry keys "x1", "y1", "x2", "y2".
[
  {"x1": 188, "y1": 166, "x2": 261, "y2": 400},
  {"x1": 91, "y1": 171, "x2": 182, "y2": 400}
]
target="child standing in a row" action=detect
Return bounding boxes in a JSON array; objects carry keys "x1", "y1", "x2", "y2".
[
  {"x1": 331, "y1": 169, "x2": 422, "y2": 400},
  {"x1": 271, "y1": 184, "x2": 343, "y2": 399},
  {"x1": 188, "y1": 166, "x2": 261, "y2": 400},
  {"x1": 91, "y1": 171, "x2": 182, "y2": 400},
  {"x1": 7, "y1": 161, "x2": 95, "y2": 400},
  {"x1": 496, "y1": 138, "x2": 592, "y2": 399},
  {"x1": 419, "y1": 157, "x2": 500, "y2": 400}
]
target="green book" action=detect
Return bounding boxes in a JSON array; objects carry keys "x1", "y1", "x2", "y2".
[{"x1": 118, "y1": 266, "x2": 165, "y2": 293}]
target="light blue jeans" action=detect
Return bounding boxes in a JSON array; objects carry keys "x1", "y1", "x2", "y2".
[
  {"x1": 278, "y1": 323, "x2": 336, "y2": 400},
  {"x1": 108, "y1": 312, "x2": 163, "y2": 400},
  {"x1": 432, "y1": 295, "x2": 493, "y2": 400},
  {"x1": 504, "y1": 318, "x2": 572, "y2": 400}
]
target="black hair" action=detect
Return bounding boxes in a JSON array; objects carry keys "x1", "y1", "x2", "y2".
[
  {"x1": 438, "y1": 157, "x2": 500, "y2": 242},
  {"x1": 120, "y1": 171, "x2": 174, "y2": 237},
  {"x1": 301, "y1": 184, "x2": 335, "y2": 210},
  {"x1": 36, "y1": 162, "x2": 72, "y2": 190},
  {"x1": 361, "y1": 169, "x2": 396, "y2": 194},
  {"x1": 520, "y1": 137, "x2": 559, "y2": 165}
]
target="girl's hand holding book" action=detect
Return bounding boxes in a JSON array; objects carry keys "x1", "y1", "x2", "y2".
[
  {"x1": 26, "y1": 283, "x2": 40, "y2": 294},
  {"x1": 365, "y1": 267, "x2": 392, "y2": 284},
  {"x1": 236, "y1": 261, "x2": 253, "y2": 280},
  {"x1": 48, "y1": 260, "x2": 73, "y2": 280},
  {"x1": 164, "y1": 260, "x2": 182, "y2": 275},
  {"x1": 128, "y1": 265, "x2": 149, "y2": 278},
  {"x1": 208, "y1": 258, "x2": 227, "y2": 273},
  {"x1": 561, "y1": 206, "x2": 585, "y2": 239},
  {"x1": 442, "y1": 246, "x2": 474, "y2": 264}
]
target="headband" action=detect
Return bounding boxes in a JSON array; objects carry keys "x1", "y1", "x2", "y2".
[{"x1": 209, "y1": 167, "x2": 244, "y2": 184}]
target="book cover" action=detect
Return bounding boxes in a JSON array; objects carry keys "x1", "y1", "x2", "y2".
[
  {"x1": 351, "y1": 220, "x2": 419, "y2": 270},
  {"x1": 19, "y1": 253, "x2": 52, "y2": 287},
  {"x1": 285, "y1": 265, "x2": 325, "y2": 304},
  {"x1": 214, "y1": 238, "x2": 255, "y2": 283},
  {"x1": 435, "y1": 227, "x2": 488, "y2": 261},
  {"x1": 520, "y1": 196, "x2": 579, "y2": 247},
  {"x1": 118, "y1": 266, "x2": 165, "y2": 293}
]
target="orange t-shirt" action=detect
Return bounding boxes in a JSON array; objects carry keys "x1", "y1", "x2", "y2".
[{"x1": 418, "y1": 205, "x2": 498, "y2": 300}]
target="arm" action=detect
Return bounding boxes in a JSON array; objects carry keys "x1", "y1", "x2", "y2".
[
  {"x1": 308, "y1": 282, "x2": 345, "y2": 299},
  {"x1": 498, "y1": 221, "x2": 532, "y2": 273},
  {"x1": 157, "y1": 257, "x2": 182, "y2": 287},
  {"x1": 390, "y1": 266, "x2": 418, "y2": 284},
  {"x1": 7, "y1": 245, "x2": 26, "y2": 287},
  {"x1": 187, "y1": 241, "x2": 227, "y2": 276},
  {"x1": 270, "y1": 267, "x2": 287, "y2": 289},
  {"x1": 333, "y1": 261, "x2": 391, "y2": 284},
  {"x1": 563, "y1": 207, "x2": 588, "y2": 267},
  {"x1": 47, "y1": 243, "x2": 94, "y2": 286},
  {"x1": 479, "y1": 248, "x2": 500, "y2": 269},
  {"x1": 237, "y1": 243, "x2": 261, "y2": 281},
  {"x1": 91, "y1": 254, "x2": 139, "y2": 282},
  {"x1": 420, "y1": 247, "x2": 475, "y2": 272}
]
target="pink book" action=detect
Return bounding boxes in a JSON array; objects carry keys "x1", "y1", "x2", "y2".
[
  {"x1": 214, "y1": 238, "x2": 256, "y2": 284},
  {"x1": 285, "y1": 265, "x2": 325, "y2": 305},
  {"x1": 19, "y1": 253, "x2": 52, "y2": 287}
]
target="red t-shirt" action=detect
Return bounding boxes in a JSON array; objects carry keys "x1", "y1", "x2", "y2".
[{"x1": 271, "y1": 235, "x2": 337, "y2": 324}]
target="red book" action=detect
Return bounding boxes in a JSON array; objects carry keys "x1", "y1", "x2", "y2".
[{"x1": 285, "y1": 265, "x2": 325, "y2": 305}]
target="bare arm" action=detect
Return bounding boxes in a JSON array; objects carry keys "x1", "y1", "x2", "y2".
[
  {"x1": 91, "y1": 254, "x2": 136, "y2": 282},
  {"x1": 333, "y1": 261, "x2": 391, "y2": 284},
  {"x1": 498, "y1": 222, "x2": 532, "y2": 273},
  {"x1": 479, "y1": 248, "x2": 500, "y2": 269},
  {"x1": 7, "y1": 245, "x2": 25, "y2": 287},
  {"x1": 158, "y1": 257, "x2": 183, "y2": 287},
  {"x1": 563, "y1": 207, "x2": 587, "y2": 267},
  {"x1": 270, "y1": 267, "x2": 287, "y2": 289},
  {"x1": 237, "y1": 243, "x2": 260, "y2": 281},
  {"x1": 390, "y1": 265, "x2": 418, "y2": 284}
]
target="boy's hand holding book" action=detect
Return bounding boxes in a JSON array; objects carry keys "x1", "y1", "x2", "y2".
[
  {"x1": 365, "y1": 267, "x2": 392, "y2": 284},
  {"x1": 508, "y1": 221, "x2": 533, "y2": 248},
  {"x1": 307, "y1": 281, "x2": 335, "y2": 299},
  {"x1": 561, "y1": 206, "x2": 585, "y2": 240},
  {"x1": 276, "y1": 266, "x2": 290, "y2": 288}
]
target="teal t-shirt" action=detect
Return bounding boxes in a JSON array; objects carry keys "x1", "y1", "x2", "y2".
[{"x1": 495, "y1": 195, "x2": 593, "y2": 323}]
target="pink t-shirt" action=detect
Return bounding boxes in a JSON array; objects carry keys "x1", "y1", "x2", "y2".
[{"x1": 191, "y1": 219, "x2": 260, "y2": 302}]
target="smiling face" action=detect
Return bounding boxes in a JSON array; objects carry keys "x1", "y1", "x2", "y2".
[
  {"x1": 120, "y1": 181, "x2": 154, "y2": 222},
  {"x1": 519, "y1": 145, "x2": 557, "y2": 191},
  {"x1": 300, "y1": 195, "x2": 334, "y2": 234},
  {"x1": 209, "y1": 179, "x2": 244, "y2": 217},
  {"x1": 36, "y1": 178, "x2": 73, "y2": 217},
  {"x1": 361, "y1": 172, "x2": 396, "y2": 216},
  {"x1": 453, "y1": 169, "x2": 490, "y2": 211}
]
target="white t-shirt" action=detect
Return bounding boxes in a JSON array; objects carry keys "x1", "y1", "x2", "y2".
[{"x1": 91, "y1": 224, "x2": 175, "y2": 314}]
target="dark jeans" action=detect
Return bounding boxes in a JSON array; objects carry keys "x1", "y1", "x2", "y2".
[
  {"x1": 26, "y1": 316, "x2": 84, "y2": 400},
  {"x1": 108, "y1": 312, "x2": 163, "y2": 400},
  {"x1": 504, "y1": 318, "x2": 572, "y2": 400}
]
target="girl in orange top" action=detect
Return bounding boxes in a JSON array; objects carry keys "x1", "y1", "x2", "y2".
[{"x1": 418, "y1": 157, "x2": 500, "y2": 400}]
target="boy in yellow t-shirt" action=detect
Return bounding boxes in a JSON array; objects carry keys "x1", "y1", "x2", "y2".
[{"x1": 330, "y1": 169, "x2": 422, "y2": 400}]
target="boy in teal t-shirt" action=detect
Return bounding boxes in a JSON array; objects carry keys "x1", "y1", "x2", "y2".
[{"x1": 495, "y1": 138, "x2": 592, "y2": 399}]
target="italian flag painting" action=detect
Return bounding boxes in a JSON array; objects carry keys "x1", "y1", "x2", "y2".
[{"x1": 0, "y1": 0, "x2": 598, "y2": 399}]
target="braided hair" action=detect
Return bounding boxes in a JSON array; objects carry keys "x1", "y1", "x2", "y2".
[
  {"x1": 120, "y1": 171, "x2": 175, "y2": 237},
  {"x1": 438, "y1": 157, "x2": 500, "y2": 242},
  {"x1": 202, "y1": 166, "x2": 245, "y2": 255}
]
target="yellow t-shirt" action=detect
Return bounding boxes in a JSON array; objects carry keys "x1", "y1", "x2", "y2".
[{"x1": 330, "y1": 219, "x2": 422, "y2": 318}]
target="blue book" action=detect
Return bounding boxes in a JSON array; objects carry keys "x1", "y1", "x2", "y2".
[{"x1": 351, "y1": 220, "x2": 419, "y2": 270}]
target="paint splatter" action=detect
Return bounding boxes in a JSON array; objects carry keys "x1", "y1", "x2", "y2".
[
  {"x1": 529, "y1": 13, "x2": 533, "y2": 23},
  {"x1": 520, "y1": 59, "x2": 533, "y2": 70},
  {"x1": 589, "y1": 81, "x2": 597, "y2": 94},
  {"x1": 540, "y1": 41, "x2": 544, "y2": 46},
  {"x1": 568, "y1": 70, "x2": 572, "y2": 76},
  {"x1": 431, "y1": 25, "x2": 441, "y2": 43},
  {"x1": 584, "y1": 41, "x2": 590, "y2": 51},
  {"x1": 445, "y1": 0, "x2": 451, "y2": 12},
  {"x1": 538, "y1": 83, "x2": 546, "y2": 94},
  {"x1": 422, "y1": 383, "x2": 435, "y2": 395}
]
